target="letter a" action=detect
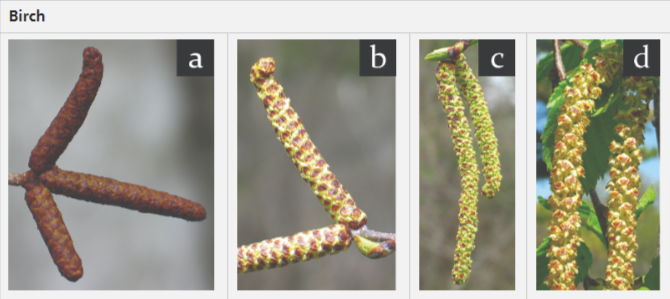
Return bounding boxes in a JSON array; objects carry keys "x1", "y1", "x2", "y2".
[
  {"x1": 189, "y1": 53, "x2": 203, "y2": 69},
  {"x1": 634, "y1": 45, "x2": 649, "y2": 69},
  {"x1": 370, "y1": 45, "x2": 386, "y2": 69}
]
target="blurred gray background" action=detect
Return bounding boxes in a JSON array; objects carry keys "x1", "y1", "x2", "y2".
[
  {"x1": 237, "y1": 40, "x2": 396, "y2": 290},
  {"x1": 419, "y1": 40, "x2": 516, "y2": 290},
  {"x1": 8, "y1": 40, "x2": 214, "y2": 289}
]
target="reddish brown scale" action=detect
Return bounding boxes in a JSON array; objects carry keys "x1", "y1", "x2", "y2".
[
  {"x1": 23, "y1": 175, "x2": 83, "y2": 282},
  {"x1": 29, "y1": 47, "x2": 104, "y2": 174},
  {"x1": 40, "y1": 166, "x2": 206, "y2": 221}
]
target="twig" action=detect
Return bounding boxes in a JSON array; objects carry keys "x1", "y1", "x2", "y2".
[
  {"x1": 424, "y1": 39, "x2": 472, "y2": 61},
  {"x1": 571, "y1": 39, "x2": 588, "y2": 60},
  {"x1": 351, "y1": 225, "x2": 396, "y2": 242},
  {"x1": 554, "y1": 40, "x2": 566, "y2": 81},
  {"x1": 9, "y1": 171, "x2": 30, "y2": 186},
  {"x1": 589, "y1": 189, "x2": 609, "y2": 250}
]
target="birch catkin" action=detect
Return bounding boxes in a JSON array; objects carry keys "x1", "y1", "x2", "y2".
[
  {"x1": 237, "y1": 224, "x2": 352, "y2": 273},
  {"x1": 436, "y1": 61, "x2": 479, "y2": 285},
  {"x1": 603, "y1": 74, "x2": 655, "y2": 290},
  {"x1": 454, "y1": 54, "x2": 502, "y2": 198},
  {"x1": 249, "y1": 57, "x2": 367, "y2": 230},
  {"x1": 29, "y1": 47, "x2": 104, "y2": 174},
  {"x1": 23, "y1": 175, "x2": 83, "y2": 282},
  {"x1": 40, "y1": 166, "x2": 206, "y2": 221},
  {"x1": 545, "y1": 64, "x2": 604, "y2": 290}
]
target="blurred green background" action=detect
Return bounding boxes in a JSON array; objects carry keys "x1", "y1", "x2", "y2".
[
  {"x1": 419, "y1": 40, "x2": 516, "y2": 290},
  {"x1": 8, "y1": 40, "x2": 214, "y2": 290},
  {"x1": 535, "y1": 40, "x2": 659, "y2": 288},
  {"x1": 237, "y1": 40, "x2": 396, "y2": 290}
]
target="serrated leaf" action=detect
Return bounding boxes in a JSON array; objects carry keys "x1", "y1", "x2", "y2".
[
  {"x1": 536, "y1": 43, "x2": 584, "y2": 84},
  {"x1": 577, "y1": 201, "x2": 606, "y2": 246},
  {"x1": 574, "y1": 242, "x2": 593, "y2": 287},
  {"x1": 540, "y1": 76, "x2": 572, "y2": 170},
  {"x1": 536, "y1": 237, "x2": 551, "y2": 290},
  {"x1": 538, "y1": 196, "x2": 550, "y2": 210},
  {"x1": 639, "y1": 256, "x2": 660, "y2": 290},
  {"x1": 582, "y1": 40, "x2": 602, "y2": 65},
  {"x1": 635, "y1": 184, "x2": 657, "y2": 218},
  {"x1": 578, "y1": 82, "x2": 624, "y2": 192}
]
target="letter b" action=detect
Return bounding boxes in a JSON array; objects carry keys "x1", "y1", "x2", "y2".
[{"x1": 370, "y1": 44, "x2": 386, "y2": 69}]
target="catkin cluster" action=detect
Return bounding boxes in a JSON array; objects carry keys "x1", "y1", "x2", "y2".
[
  {"x1": 603, "y1": 75, "x2": 655, "y2": 290},
  {"x1": 545, "y1": 64, "x2": 604, "y2": 290},
  {"x1": 240, "y1": 57, "x2": 395, "y2": 273},
  {"x1": 454, "y1": 54, "x2": 502, "y2": 198},
  {"x1": 435, "y1": 61, "x2": 480, "y2": 285}
]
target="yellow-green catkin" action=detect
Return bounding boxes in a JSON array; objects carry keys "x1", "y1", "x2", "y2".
[
  {"x1": 249, "y1": 57, "x2": 368, "y2": 230},
  {"x1": 545, "y1": 64, "x2": 604, "y2": 290},
  {"x1": 454, "y1": 54, "x2": 502, "y2": 198},
  {"x1": 603, "y1": 74, "x2": 655, "y2": 290},
  {"x1": 237, "y1": 224, "x2": 352, "y2": 273},
  {"x1": 436, "y1": 61, "x2": 480, "y2": 285}
]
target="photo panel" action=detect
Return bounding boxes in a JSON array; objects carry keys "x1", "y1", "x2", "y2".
[
  {"x1": 410, "y1": 34, "x2": 526, "y2": 297},
  {"x1": 6, "y1": 39, "x2": 215, "y2": 290},
  {"x1": 229, "y1": 34, "x2": 410, "y2": 297},
  {"x1": 530, "y1": 35, "x2": 666, "y2": 297},
  {"x1": 419, "y1": 39, "x2": 516, "y2": 289},
  {"x1": 236, "y1": 38, "x2": 396, "y2": 290}
]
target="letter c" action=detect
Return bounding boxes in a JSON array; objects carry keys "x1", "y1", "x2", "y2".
[{"x1": 491, "y1": 53, "x2": 504, "y2": 69}]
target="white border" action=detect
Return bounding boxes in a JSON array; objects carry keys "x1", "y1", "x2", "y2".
[
  {"x1": 1, "y1": 33, "x2": 227, "y2": 298},
  {"x1": 410, "y1": 34, "x2": 527, "y2": 296},
  {"x1": 527, "y1": 34, "x2": 668, "y2": 298},
  {"x1": 228, "y1": 33, "x2": 409, "y2": 298}
]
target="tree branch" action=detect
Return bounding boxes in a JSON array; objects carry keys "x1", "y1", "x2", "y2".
[
  {"x1": 571, "y1": 39, "x2": 588, "y2": 60},
  {"x1": 589, "y1": 189, "x2": 609, "y2": 250},
  {"x1": 553, "y1": 40, "x2": 566, "y2": 82},
  {"x1": 351, "y1": 225, "x2": 396, "y2": 242}
]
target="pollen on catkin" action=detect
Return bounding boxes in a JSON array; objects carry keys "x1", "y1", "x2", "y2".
[
  {"x1": 237, "y1": 224, "x2": 352, "y2": 273},
  {"x1": 436, "y1": 61, "x2": 480, "y2": 285},
  {"x1": 545, "y1": 64, "x2": 604, "y2": 290},
  {"x1": 249, "y1": 57, "x2": 367, "y2": 230},
  {"x1": 604, "y1": 75, "x2": 655, "y2": 290},
  {"x1": 454, "y1": 53, "x2": 502, "y2": 198}
]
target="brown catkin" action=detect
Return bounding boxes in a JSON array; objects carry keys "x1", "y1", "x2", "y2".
[
  {"x1": 23, "y1": 174, "x2": 83, "y2": 282},
  {"x1": 249, "y1": 57, "x2": 367, "y2": 230},
  {"x1": 238, "y1": 224, "x2": 352, "y2": 273},
  {"x1": 39, "y1": 166, "x2": 206, "y2": 221},
  {"x1": 29, "y1": 47, "x2": 104, "y2": 174}
]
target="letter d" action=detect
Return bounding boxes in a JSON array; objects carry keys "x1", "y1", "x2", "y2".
[{"x1": 634, "y1": 45, "x2": 649, "y2": 69}]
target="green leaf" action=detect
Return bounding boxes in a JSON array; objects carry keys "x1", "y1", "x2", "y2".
[
  {"x1": 577, "y1": 201, "x2": 606, "y2": 246},
  {"x1": 578, "y1": 81, "x2": 623, "y2": 192},
  {"x1": 538, "y1": 196, "x2": 551, "y2": 210},
  {"x1": 536, "y1": 42, "x2": 584, "y2": 84},
  {"x1": 639, "y1": 256, "x2": 660, "y2": 290},
  {"x1": 574, "y1": 242, "x2": 593, "y2": 287},
  {"x1": 540, "y1": 75, "x2": 571, "y2": 170},
  {"x1": 635, "y1": 184, "x2": 657, "y2": 218},
  {"x1": 536, "y1": 237, "x2": 551, "y2": 290}
]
